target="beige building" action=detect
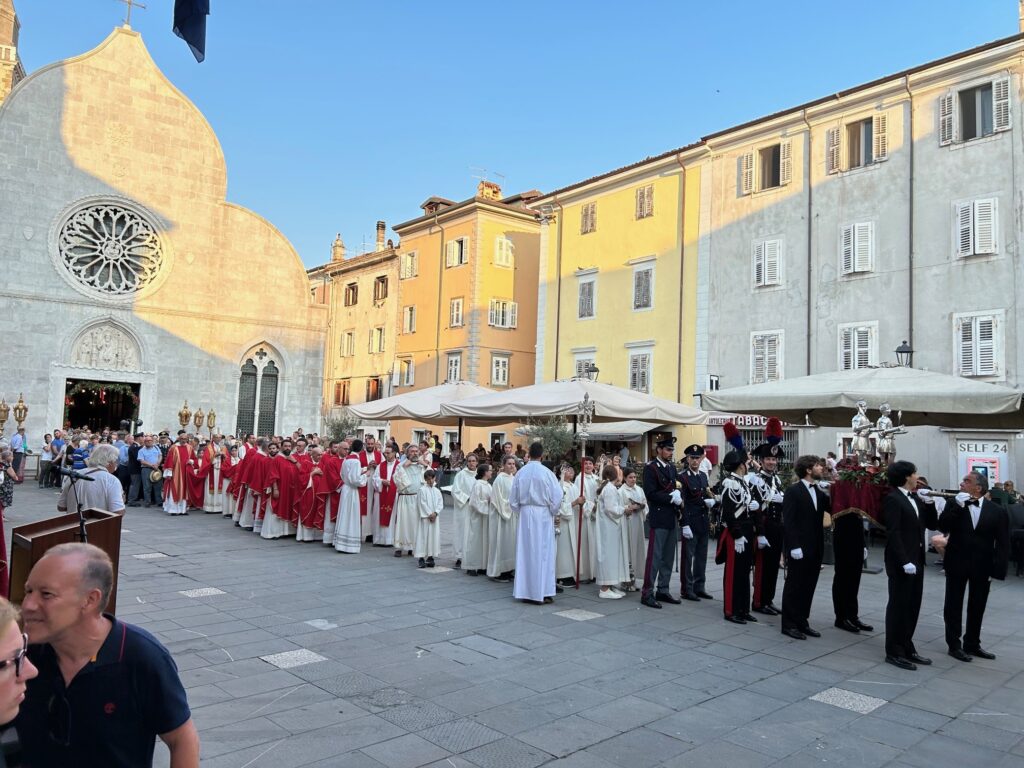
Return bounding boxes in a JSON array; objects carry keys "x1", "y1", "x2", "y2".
[
  {"x1": 308, "y1": 224, "x2": 399, "y2": 441},
  {"x1": 0, "y1": 0, "x2": 23, "y2": 109}
]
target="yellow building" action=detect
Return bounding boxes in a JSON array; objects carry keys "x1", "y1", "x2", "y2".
[
  {"x1": 391, "y1": 181, "x2": 541, "y2": 452},
  {"x1": 530, "y1": 147, "x2": 707, "y2": 455},
  {"x1": 307, "y1": 223, "x2": 399, "y2": 441}
]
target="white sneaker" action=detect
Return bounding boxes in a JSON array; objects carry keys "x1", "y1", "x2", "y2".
[{"x1": 599, "y1": 590, "x2": 625, "y2": 599}]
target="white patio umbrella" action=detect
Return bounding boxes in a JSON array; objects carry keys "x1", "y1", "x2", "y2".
[
  {"x1": 515, "y1": 420, "x2": 664, "y2": 442},
  {"x1": 440, "y1": 379, "x2": 707, "y2": 425},
  {"x1": 700, "y1": 366, "x2": 1023, "y2": 429},
  {"x1": 347, "y1": 381, "x2": 495, "y2": 424}
]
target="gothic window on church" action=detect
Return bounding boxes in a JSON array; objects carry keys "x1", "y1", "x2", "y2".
[
  {"x1": 236, "y1": 359, "x2": 257, "y2": 436},
  {"x1": 258, "y1": 361, "x2": 279, "y2": 435}
]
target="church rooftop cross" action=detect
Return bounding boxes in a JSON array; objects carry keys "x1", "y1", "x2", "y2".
[{"x1": 117, "y1": 0, "x2": 147, "y2": 28}]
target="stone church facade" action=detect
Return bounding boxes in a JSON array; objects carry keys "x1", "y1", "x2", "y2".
[{"x1": 0, "y1": 17, "x2": 325, "y2": 437}]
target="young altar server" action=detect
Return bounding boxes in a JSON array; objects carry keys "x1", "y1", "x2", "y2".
[
  {"x1": 619, "y1": 467, "x2": 648, "y2": 591},
  {"x1": 464, "y1": 464, "x2": 492, "y2": 575},
  {"x1": 595, "y1": 464, "x2": 628, "y2": 598},
  {"x1": 415, "y1": 469, "x2": 443, "y2": 568}
]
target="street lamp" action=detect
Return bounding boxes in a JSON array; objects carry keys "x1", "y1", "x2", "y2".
[
  {"x1": 895, "y1": 340, "x2": 914, "y2": 368},
  {"x1": 585, "y1": 363, "x2": 600, "y2": 381}
]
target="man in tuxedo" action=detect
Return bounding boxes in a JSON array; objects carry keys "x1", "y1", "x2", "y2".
[
  {"x1": 882, "y1": 460, "x2": 938, "y2": 670},
  {"x1": 679, "y1": 444, "x2": 714, "y2": 601},
  {"x1": 780, "y1": 455, "x2": 828, "y2": 639},
  {"x1": 937, "y1": 471, "x2": 1009, "y2": 661}
]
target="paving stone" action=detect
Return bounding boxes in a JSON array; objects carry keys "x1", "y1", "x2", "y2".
[
  {"x1": 578, "y1": 694, "x2": 673, "y2": 732},
  {"x1": 419, "y1": 717, "x2": 505, "y2": 753},
  {"x1": 359, "y1": 733, "x2": 451, "y2": 768},
  {"x1": 260, "y1": 648, "x2": 328, "y2": 669},
  {"x1": 516, "y1": 713, "x2": 613, "y2": 757},
  {"x1": 377, "y1": 701, "x2": 460, "y2": 731},
  {"x1": 810, "y1": 686, "x2": 887, "y2": 714},
  {"x1": 661, "y1": 739, "x2": 774, "y2": 768},
  {"x1": 584, "y1": 726, "x2": 693, "y2": 767},
  {"x1": 349, "y1": 687, "x2": 420, "y2": 713},
  {"x1": 460, "y1": 736, "x2": 552, "y2": 768}
]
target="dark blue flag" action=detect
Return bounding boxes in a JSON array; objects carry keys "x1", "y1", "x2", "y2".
[{"x1": 173, "y1": 0, "x2": 210, "y2": 63}]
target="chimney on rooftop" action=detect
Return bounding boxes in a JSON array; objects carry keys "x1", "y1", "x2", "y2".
[
  {"x1": 477, "y1": 180, "x2": 502, "y2": 201},
  {"x1": 331, "y1": 233, "x2": 346, "y2": 262},
  {"x1": 375, "y1": 221, "x2": 386, "y2": 252}
]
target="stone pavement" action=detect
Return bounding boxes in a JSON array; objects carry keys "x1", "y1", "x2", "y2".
[{"x1": 5, "y1": 483, "x2": 1024, "y2": 768}]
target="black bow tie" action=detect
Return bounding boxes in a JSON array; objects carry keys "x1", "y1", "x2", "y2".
[{"x1": 967, "y1": 498, "x2": 980, "y2": 507}]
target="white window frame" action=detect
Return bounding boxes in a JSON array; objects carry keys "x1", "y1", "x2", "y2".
[
  {"x1": 445, "y1": 237, "x2": 470, "y2": 267},
  {"x1": 491, "y1": 354, "x2": 510, "y2": 386},
  {"x1": 954, "y1": 310, "x2": 1004, "y2": 379},
  {"x1": 635, "y1": 184, "x2": 654, "y2": 219},
  {"x1": 939, "y1": 75, "x2": 1012, "y2": 146},
  {"x1": 752, "y1": 238, "x2": 783, "y2": 288},
  {"x1": 953, "y1": 197, "x2": 999, "y2": 258},
  {"x1": 449, "y1": 297, "x2": 464, "y2": 328},
  {"x1": 739, "y1": 140, "x2": 792, "y2": 195},
  {"x1": 837, "y1": 322, "x2": 878, "y2": 371},
  {"x1": 827, "y1": 113, "x2": 889, "y2": 174},
  {"x1": 574, "y1": 355, "x2": 595, "y2": 380},
  {"x1": 488, "y1": 298, "x2": 518, "y2": 329},
  {"x1": 446, "y1": 352, "x2": 462, "y2": 383},
  {"x1": 341, "y1": 330, "x2": 355, "y2": 357},
  {"x1": 399, "y1": 358, "x2": 415, "y2": 387},
  {"x1": 628, "y1": 350, "x2": 652, "y2": 394},
  {"x1": 577, "y1": 275, "x2": 596, "y2": 319},
  {"x1": 402, "y1": 305, "x2": 416, "y2": 334},
  {"x1": 494, "y1": 236, "x2": 514, "y2": 268},
  {"x1": 840, "y1": 221, "x2": 875, "y2": 275},
  {"x1": 580, "y1": 202, "x2": 597, "y2": 234},
  {"x1": 750, "y1": 330, "x2": 783, "y2": 384},
  {"x1": 368, "y1": 326, "x2": 385, "y2": 354},
  {"x1": 632, "y1": 264, "x2": 654, "y2": 311},
  {"x1": 399, "y1": 251, "x2": 418, "y2": 279}
]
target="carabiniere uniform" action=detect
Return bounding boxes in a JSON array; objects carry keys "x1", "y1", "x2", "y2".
[
  {"x1": 750, "y1": 443, "x2": 785, "y2": 615},
  {"x1": 715, "y1": 450, "x2": 759, "y2": 623}
]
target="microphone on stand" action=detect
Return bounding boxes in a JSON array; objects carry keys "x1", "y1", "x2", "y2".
[{"x1": 58, "y1": 467, "x2": 96, "y2": 482}]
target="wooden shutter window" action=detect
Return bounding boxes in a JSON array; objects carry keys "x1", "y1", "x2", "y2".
[
  {"x1": 872, "y1": 113, "x2": 889, "y2": 161},
  {"x1": 740, "y1": 151, "x2": 754, "y2": 195},
  {"x1": 977, "y1": 317, "x2": 996, "y2": 375},
  {"x1": 993, "y1": 76, "x2": 1011, "y2": 132},
  {"x1": 854, "y1": 222, "x2": 873, "y2": 272},
  {"x1": 779, "y1": 140, "x2": 793, "y2": 186},
  {"x1": 939, "y1": 93, "x2": 955, "y2": 145},
  {"x1": 752, "y1": 241, "x2": 765, "y2": 286},
  {"x1": 841, "y1": 225, "x2": 855, "y2": 274},
  {"x1": 955, "y1": 202, "x2": 974, "y2": 257},
  {"x1": 763, "y1": 240, "x2": 780, "y2": 285},
  {"x1": 826, "y1": 127, "x2": 841, "y2": 174},
  {"x1": 973, "y1": 198, "x2": 997, "y2": 254}
]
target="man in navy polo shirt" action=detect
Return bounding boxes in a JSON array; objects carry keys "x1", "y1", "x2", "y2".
[{"x1": 14, "y1": 543, "x2": 199, "y2": 767}]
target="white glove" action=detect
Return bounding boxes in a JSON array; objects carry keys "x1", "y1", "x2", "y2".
[
  {"x1": 670, "y1": 489, "x2": 682, "y2": 506},
  {"x1": 863, "y1": 548, "x2": 869, "y2": 560},
  {"x1": 916, "y1": 487, "x2": 932, "y2": 498},
  {"x1": 704, "y1": 498, "x2": 716, "y2": 509},
  {"x1": 902, "y1": 562, "x2": 917, "y2": 575},
  {"x1": 955, "y1": 492, "x2": 971, "y2": 507},
  {"x1": 790, "y1": 548, "x2": 804, "y2": 560},
  {"x1": 734, "y1": 536, "x2": 747, "y2": 554},
  {"x1": 682, "y1": 525, "x2": 694, "y2": 540},
  {"x1": 817, "y1": 481, "x2": 830, "y2": 491},
  {"x1": 747, "y1": 500, "x2": 760, "y2": 512},
  {"x1": 713, "y1": 494, "x2": 722, "y2": 504},
  {"x1": 771, "y1": 491, "x2": 784, "y2": 504},
  {"x1": 745, "y1": 473, "x2": 763, "y2": 489},
  {"x1": 757, "y1": 535, "x2": 769, "y2": 549}
]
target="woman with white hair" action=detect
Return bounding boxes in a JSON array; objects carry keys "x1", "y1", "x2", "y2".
[{"x1": 57, "y1": 443, "x2": 125, "y2": 515}]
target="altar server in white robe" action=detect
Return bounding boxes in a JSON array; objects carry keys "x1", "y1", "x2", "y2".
[
  {"x1": 450, "y1": 453, "x2": 479, "y2": 569},
  {"x1": 619, "y1": 467, "x2": 648, "y2": 591},
  {"x1": 487, "y1": 456, "x2": 518, "y2": 581},
  {"x1": 464, "y1": 463, "x2": 492, "y2": 574},
  {"x1": 577, "y1": 456, "x2": 598, "y2": 583},
  {"x1": 415, "y1": 469, "x2": 443, "y2": 568},
  {"x1": 334, "y1": 438, "x2": 370, "y2": 553},
  {"x1": 556, "y1": 465, "x2": 583, "y2": 585},
  {"x1": 596, "y1": 464, "x2": 629, "y2": 598},
  {"x1": 512, "y1": 443, "x2": 564, "y2": 604},
  {"x1": 391, "y1": 445, "x2": 425, "y2": 556}
]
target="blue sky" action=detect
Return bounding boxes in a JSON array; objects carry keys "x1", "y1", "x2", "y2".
[{"x1": 18, "y1": 1, "x2": 1017, "y2": 267}]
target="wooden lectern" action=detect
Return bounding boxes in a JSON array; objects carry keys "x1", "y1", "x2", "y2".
[{"x1": 8, "y1": 511, "x2": 123, "y2": 614}]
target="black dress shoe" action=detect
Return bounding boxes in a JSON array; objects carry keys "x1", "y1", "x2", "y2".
[
  {"x1": 555, "y1": 586, "x2": 564, "y2": 594},
  {"x1": 948, "y1": 648, "x2": 973, "y2": 662},
  {"x1": 417, "y1": 558, "x2": 426, "y2": 568},
  {"x1": 696, "y1": 591, "x2": 714, "y2": 600},
  {"x1": 853, "y1": 620, "x2": 874, "y2": 632},
  {"x1": 907, "y1": 653, "x2": 931, "y2": 665},
  {"x1": 543, "y1": 596, "x2": 554, "y2": 604},
  {"x1": 834, "y1": 619, "x2": 861, "y2": 633},
  {"x1": 965, "y1": 647, "x2": 996, "y2": 660},
  {"x1": 802, "y1": 628, "x2": 821, "y2": 638},
  {"x1": 641, "y1": 595, "x2": 662, "y2": 609},
  {"x1": 782, "y1": 627, "x2": 806, "y2": 640},
  {"x1": 682, "y1": 593, "x2": 701, "y2": 602},
  {"x1": 426, "y1": 558, "x2": 435, "y2": 568},
  {"x1": 886, "y1": 655, "x2": 917, "y2": 671},
  {"x1": 655, "y1": 593, "x2": 682, "y2": 604},
  {"x1": 740, "y1": 613, "x2": 758, "y2": 623},
  {"x1": 394, "y1": 550, "x2": 402, "y2": 557},
  {"x1": 724, "y1": 615, "x2": 747, "y2": 625},
  {"x1": 752, "y1": 606, "x2": 777, "y2": 616},
  {"x1": 454, "y1": 559, "x2": 462, "y2": 570}
]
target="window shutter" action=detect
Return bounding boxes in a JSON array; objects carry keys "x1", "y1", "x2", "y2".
[
  {"x1": 629, "y1": 355, "x2": 640, "y2": 391},
  {"x1": 854, "y1": 222, "x2": 873, "y2": 272},
  {"x1": 977, "y1": 317, "x2": 996, "y2": 375},
  {"x1": 872, "y1": 112, "x2": 889, "y2": 161},
  {"x1": 955, "y1": 202, "x2": 974, "y2": 257},
  {"x1": 752, "y1": 241, "x2": 765, "y2": 286},
  {"x1": 826, "y1": 127, "x2": 841, "y2": 174},
  {"x1": 855, "y1": 327, "x2": 871, "y2": 369},
  {"x1": 410, "y1": 306, "x2": 416, "y2": 333},
  {"x1": 391, "y1": 362, "x2": 401, "y2": 388},
  {"x1": 939, "y1": 93, "x2": 955, "y2": 145},
  {"x1": 579, "y1": 281, "x2": 593, "y2": 317},
  {"x1": 840, "y1": 327, "x2": 853, "y2": 370},
  {"x1": 408, "y1": 360, "x2": 416, "y2": 386},
  {"x1": 763, "y1": 240, "x2": 780, "y2": 285},
  {"x1": 957, "y1": 318, "x2": 974, "y2": 375},
  {"x1": 752, "y1": 336, "x2": 766, "y2": 383},
  {"x1": 635, "y1": 188, "x2": 643, "y2": 219},
  {"x1": 765, "y1": 335, "x2": 779, "y2": 380},
  {"x1": 993, "y1": 76, "x2": 1011, "y2": 132},
  {"x1": 368, "y1": 330, "x2": 373, "y2": 353},
  {"x1": 840, "y1": 225, "x2": 854, "y2": 274},
  {"x1": 445, "y1": 240, "x2": 456, "y2": 267},
  {"x1": 645, "y1": 185, "x2": 654, "y2": 216},
  {"x1": 509, "y1": 302, "x2": 518, "y2": 329},
  {"x1": 740, "y1": 151, "x2": 754, "y2": 195},
  {"x1": 973, "y1": 198, "x2": 997, "y2": 254},
  {"x1": 488, "y1": 299, "x2": 497, "y2": 326},
  {"x1": 779, "y1": 140, "x2": 793, "y2": 185},
  {"x1": 590, "y1": 204, "x2": 596, "y2": 232}
]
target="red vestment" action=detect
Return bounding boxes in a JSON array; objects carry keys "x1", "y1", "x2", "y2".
[
  {"x1": 221, "y1": 454, "x2": 239, "y2": 496},
  {"x1": 251, "y1": 453, "x2": 275, "y2": 521},
  {"x1": 358, "y1": 450, "x2": 383, "y2": 517},
  {"x1": 297, "y1": 460, "x2": 331, "y2": 531},
  {"x1": 272, "y1": 454, "x2": 301, "y2": 522},
  {"x1": 163, "y1": 443, "x2": 194, "y2": 503},
  {"x1": 321, "y1": 453, "x2": 342, "y2": 523},
  {"x1": 377, "y1": 459, "x2": 399, "y2": 528}
]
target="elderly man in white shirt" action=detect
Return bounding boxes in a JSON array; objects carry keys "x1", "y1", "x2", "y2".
[
  {"x1": 57, "y1": 444, "x2": 125, "y2": 515},
  {"x1": 511, "y1": 443, "x2": 564, "y2": 605}
]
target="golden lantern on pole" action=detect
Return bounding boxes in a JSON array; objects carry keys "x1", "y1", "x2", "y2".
[
  {"x1": 178, "y1": 400, "x2": 192, "y2": 429},
  {"x1": 0, "y1": 398, "x2": 9, "y2": 437},
  {"x1": 193, "y1": 408, "x2": 205, "y2": 433},
  {"x1": 207, "y1": 408, "x2": 217, "y2": 437},
  {"x1": 13, "y1": 394, "x2": 28, "y2": 430}
]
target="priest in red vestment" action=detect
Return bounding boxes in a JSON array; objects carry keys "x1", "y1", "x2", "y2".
[
  {"x1": 297, "y1": 447, "x2": 331, "y2": 541},
  {"x1": 253, "y1": 442, "x2": 281, "y2": 535},
  {"x1": 321, "y1": 441, "x2": 344, "y2": 546},
  {"x1": 241, "y1": 439, "x2": 271, "y2": 531},
  {"x1": 373, "y1": 444, "x2": 400, "y2": 546},
  {"x1": 220, "y1": 445, "x2": 240, "y2": 518},
  {"x1": 162, "y1": 430, "x2": 194, "y2": 516},
  {"x1": 262, "y1": 440, "x2": 299, "y2": 539},
  {"x1": 358, "y1": 436, "x2": 383, "y2": 542}
]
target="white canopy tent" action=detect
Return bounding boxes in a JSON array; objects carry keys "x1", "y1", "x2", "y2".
[
  {"x1": 700, "y1": 367, "x2": 1024, "y2": 429},
  {"x1": 347, "y1": 381, "x2": 496, "y2": 424},
  {"x1": 515, "y1": 420, "x2": 665, "y2": 442},
  {"x1": 441, "y1": 379, "x2": 707, "y2": 425}
]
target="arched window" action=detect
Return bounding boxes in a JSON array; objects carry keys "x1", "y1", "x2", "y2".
[{"x1": 235, "y1": 345, "x2": 282, "y2": 436}]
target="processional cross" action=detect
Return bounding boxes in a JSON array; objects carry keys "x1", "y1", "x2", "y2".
[{"x1": 117, "y1": 0, "x2": 147, "y2": 27}]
